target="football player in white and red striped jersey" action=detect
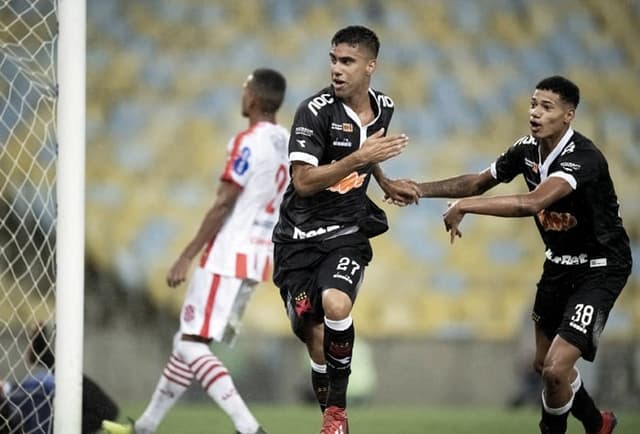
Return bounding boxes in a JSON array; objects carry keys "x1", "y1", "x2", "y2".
[{"x1": 102, "y1": 68, "x2": 288, "y2": 434}]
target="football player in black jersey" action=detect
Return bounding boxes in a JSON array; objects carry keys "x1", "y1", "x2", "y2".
[
  {"x1": 414, "y1": 76, "x2": 631, "y2": 434},
  {"x1": 272, "y1": 25, "x2": 420, "y2": 434}
]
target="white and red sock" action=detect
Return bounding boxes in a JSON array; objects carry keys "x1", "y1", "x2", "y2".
[
  {"x1": 178, "y1": 340, "x2": 259, "y2": 434},
  {"x1": 135, "y1": 353, "x2": 193, "y2": 433}
]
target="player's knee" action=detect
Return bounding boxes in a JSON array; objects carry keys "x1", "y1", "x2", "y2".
[
  {"x1": 541, "y1": 363, "x2": 566, "y2": 390},
  {"x1": 322, "y1": 289, "x2": 352, "y2": 320}
]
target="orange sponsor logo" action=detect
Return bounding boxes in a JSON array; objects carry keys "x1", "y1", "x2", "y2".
[
  {"x1": 328, "y1": 171, "x2": 367, "y2": 194},
  {"x1": 537, "y1": 209, "x2": 577, "y2": 231}
]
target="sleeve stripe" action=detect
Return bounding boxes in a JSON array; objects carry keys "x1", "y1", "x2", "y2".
[
  {"x1": 489, "y1": 162, "x2": 498, "y2": 179},
  {"x1": 290, "y1": 151, "x2": 318, "y2": 166},
  {"x1": 549, "y1": 171, "x2": 577, "y2": 189}
]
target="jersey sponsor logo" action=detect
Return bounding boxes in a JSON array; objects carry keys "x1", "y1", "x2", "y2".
[
  {"x1": 590, "y1": 258, "x2": 607, "y2": 268},
  {"x1": 296, "y1": 139, "x2": 306, "y2": 148},
  {"x1": 332, "y1": 138, "x2": 352, "y2": 148},
  {"x1": 292, "y1": 224, "x2": 341, "y2": 240},
  {"x1": 233, "y1": 146, "x2": 251, "y2": 175},
  {"x1": 545, "y1": 249, "x2": 588, "y2": 265},
  {"x1": 537, "y1": 209, "x2": 577, "y2": 231},
  {"x1": 307, "y1": 93, "x2": 334, "y2": 116},
  {"x1": 327, "y1": 171, "x2": 366, "y2": 194},
  {"x1": 377, "y1": 94, "x2": 394, "y2": 108},
  {"x1": 330, "y1": 122, "x2": 354, "y2": 132},
  {"x1": 561, "y1": 142, "x2": 575, "y2": 156},
  {"x1": 560, "y1": 161, "x2": 581, "y2": 172},
  {"x1": 513, "y1": 135, "x2": 536, "y2": 147},
  {"x1": 295, "y1": 126, "x2": 314, "y2": 137}
]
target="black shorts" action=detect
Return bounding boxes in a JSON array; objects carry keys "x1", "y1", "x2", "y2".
[
  {"x1": 273, "y1": 232, "x2": 372, "y2": 342},
  {"x1": 532, "y1": 261, "x2": 630, "y2": 361}
]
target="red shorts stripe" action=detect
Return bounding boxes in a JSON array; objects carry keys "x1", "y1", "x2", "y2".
[
  {"x1": 199, "y1": 274, "x2": 221, "y2": 337},
  {"x1": 235, "y1": 253, "x2": 248, "y2": 278}
]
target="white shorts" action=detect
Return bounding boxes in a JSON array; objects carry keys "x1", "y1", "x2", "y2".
[{"x1": 180, "y1": 266, "x2": 257, "y2": 345}]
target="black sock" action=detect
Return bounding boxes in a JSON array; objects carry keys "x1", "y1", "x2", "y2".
[
  {"x1": 324, "y1": 321, "x2": 354, "y2": 409},
  {"x1": 540, "y1": 401, "x2": 569, "y2": 434},
  {"x1": 570, "y1": 383, "x2": 602, "y2": 433},
  {"x1": 311, "y1": 368, "x2": 329, "y2": 413}
]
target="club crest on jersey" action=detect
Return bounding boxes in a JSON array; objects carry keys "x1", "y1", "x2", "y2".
[
  {"x1": 233, "y1": 146, "x2": 251, "y2": 175},
  {"x1": 328, "y1": 171, "x2": 366, "y2": 194}
]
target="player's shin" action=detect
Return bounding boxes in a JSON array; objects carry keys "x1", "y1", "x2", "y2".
[
  {"x1": 569, "y1": 369, "x2": 603, "y2": 433},
  {"x1": 323, "y1": 316, "x2": 354, "y2": 409},
  {"x1": 136, "y1": 353, "x2": 193, "y2": 432},
  {"x1": 540, "y1": 389, "x2": 574, "y2": 434},
  {"x1": 177, "y1": 340, "x2": 260, "y2": 434},
  {"x1": 310, "y1": 360, "x2": 329, "y2": 412}
]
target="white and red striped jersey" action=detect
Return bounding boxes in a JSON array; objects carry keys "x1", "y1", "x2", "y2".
[{"x1": 199, "y1": 121, "x2": 289, "y2": 282}]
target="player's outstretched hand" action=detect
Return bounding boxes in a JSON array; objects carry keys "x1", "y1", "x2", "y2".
[
  {"x1": 382, "y1": 178, "x2": 420, "y2": 206},
  {"x1": 166, "y1": 256, "x2": 191, "y2": 287},
  {"x1": 443, "y1": 200, "x2": 464, "y2": 244},
  {"x1": 358, "y1": 128, "x2": 408, "y2": 165}
]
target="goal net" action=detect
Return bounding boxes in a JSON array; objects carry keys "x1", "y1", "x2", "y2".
[{"x1": 1, "y1": 1, "x2": 58, "y2": 432}]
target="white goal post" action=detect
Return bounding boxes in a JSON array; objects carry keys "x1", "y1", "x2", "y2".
[
  {"x1": 0, "y1": 0, "x2": 85, "y2": 433},
  {"x1": 55, "y1": 0, "x2": 86, "y2": 433}
]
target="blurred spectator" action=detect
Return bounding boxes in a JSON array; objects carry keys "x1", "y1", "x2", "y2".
[{"x1": 2, "y1": 324, "x2": 119, "y2": 434}]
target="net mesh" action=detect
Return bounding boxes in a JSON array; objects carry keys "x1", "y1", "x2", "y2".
[{"x1": 1, "y1": 1, "x2": 58, "y2": 432}]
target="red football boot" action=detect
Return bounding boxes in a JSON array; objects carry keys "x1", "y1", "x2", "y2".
[
  {"x1": 590, "y1": 411, "x2": 617, "y2": 434},
  {"x1": 320, "y1": 406, "x2": 349, "y2": 434}
]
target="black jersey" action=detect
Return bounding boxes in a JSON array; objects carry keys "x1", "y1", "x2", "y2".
[
  {"x1": 492, "y1": 128, "x2": 631, "y2": 268},
  {"x1": 273, "y1": 86, "x2": 395, "y2": 243}
]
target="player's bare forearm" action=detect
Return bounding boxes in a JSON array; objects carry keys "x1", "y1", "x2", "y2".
[
  {"x1": 456, "y1": 176, "x2": 572, "y2": 217},
  {"x1": 456, "y1": 194, "x2": 539, "y2": 218},
  {"x1": 419, "y1": 170, "x2": 497, "y2": 198},
  {"x1": 291, "y1": 153, "x2": 367, "y2": 196},
  {"x1": 179, "y1": 181, "x2": 241, "y2": 260}
]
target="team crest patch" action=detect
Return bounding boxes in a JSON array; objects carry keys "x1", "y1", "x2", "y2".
[
  {"x1": 183, "y1": 304, "x2": 195, "y2": 322},
  {"x1": 294, "y1": 292, "x2": 312, "y2": 317},
  {"x1": 342, "y1": 123, "x2": 353, "y2": 132}
]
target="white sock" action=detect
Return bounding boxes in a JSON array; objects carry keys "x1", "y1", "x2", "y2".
[
  {"x1": 177, "y1": 340, "x2": 259, "y2": 434},
  {"x1": 542, "y1": 388, "x2": 575, "y2": 415},
  {"x1": 136, "y1": 353, "x2": 193, "y2": 433},
  {"x1": 570, "y1": 368, "x2": 582, "y2": 393}
]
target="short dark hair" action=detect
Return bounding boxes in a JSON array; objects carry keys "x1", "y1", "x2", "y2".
[
  {"x1": 535, "y1": 75, "x2": 580, "y2": 108},
  {"x1": 331, "y1": 25, "x2": 380, "y2": 58},
  {"x1": 250, "y1": 68, "x2": 286, "y2": 113}
]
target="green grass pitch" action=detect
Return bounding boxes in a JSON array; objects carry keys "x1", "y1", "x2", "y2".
[{"x1": 115, "y1": 402, "x2": 640, "y2": 433}]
